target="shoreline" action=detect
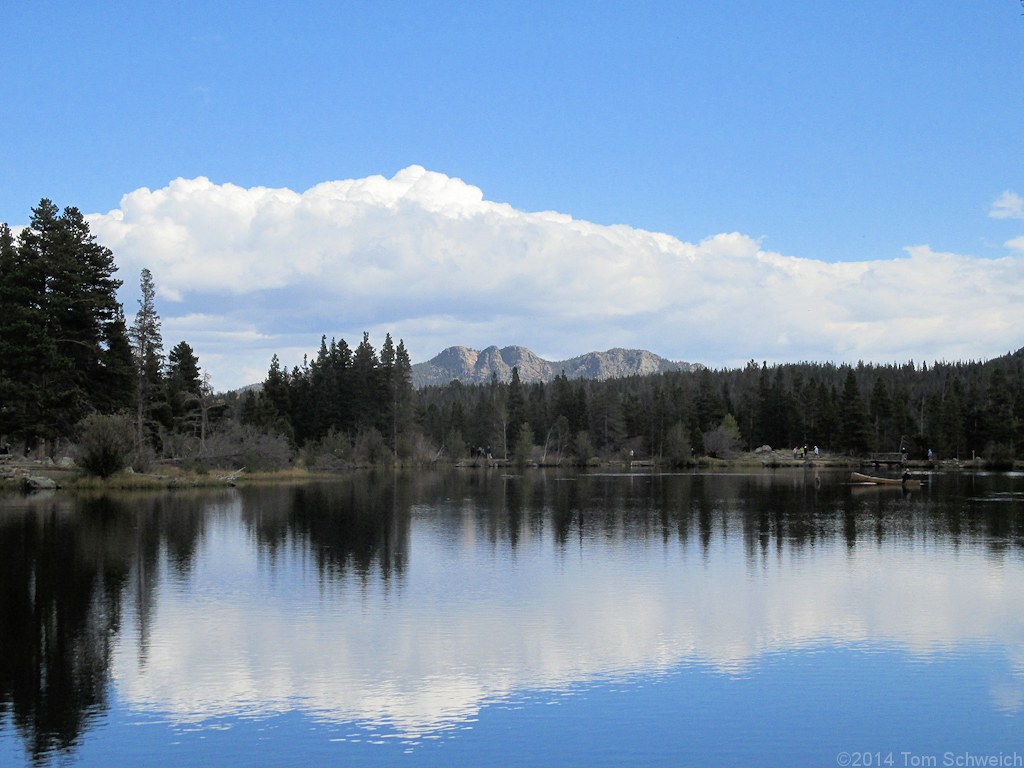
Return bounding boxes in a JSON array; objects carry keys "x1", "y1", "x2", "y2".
[{"x1": 0, "y1": 451, "x2": 1012, "y2": 494}]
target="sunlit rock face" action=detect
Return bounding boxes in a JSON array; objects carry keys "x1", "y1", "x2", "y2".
[{"x1": 411, "y1": 345, "x2": 700, "y2": 386}]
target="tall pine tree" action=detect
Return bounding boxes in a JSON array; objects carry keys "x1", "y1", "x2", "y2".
[
  {"x1": 838, "y1": 368, "x2": 869, "y2": 454},
  {"x1": 0, "y1": 202, "x2": 132, "y2": 452},
  {"x1": 0, "y1": 223, "x2": 47, "y2": 447},
  {"x1": 129, "y1": 268, "x2": 167, "y2": 450},
  {"x1": 393, "y1": 339, "x2": 415, "y2": 441},
  {"x1": 166, "y1": 340, "x2": 202, "y2": 433}
]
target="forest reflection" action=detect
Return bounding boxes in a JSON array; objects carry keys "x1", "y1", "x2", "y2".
[
  {"x1": 0, "y1": 490, "x2": 216, "y2": 763},
  {"x1": 240, "y1": 472, "x2": 411, "y2": 583},
  {"x1": 1, "y1": 469, "x2": 1022, "y2": 763}
]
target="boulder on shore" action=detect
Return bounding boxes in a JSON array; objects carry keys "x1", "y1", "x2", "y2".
[{"x1": 24, "y1": 475, "x2": 58, "y2": 491}]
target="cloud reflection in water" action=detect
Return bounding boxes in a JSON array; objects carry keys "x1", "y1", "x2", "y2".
[{"x1": 108, "y1": 474, "x2": 1024, "y2": 736}]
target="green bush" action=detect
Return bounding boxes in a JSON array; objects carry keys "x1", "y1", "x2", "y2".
[
  {"x1": 74, "y1": 412, "x2": 135, "y2": 478},
  {"x1": 304, "y1": 428, "x2": 353, "y2": 471},
  {"x1": 663, "y1": 421, "x2": 693, "y2": 467},
  {"x1": 354, "y1": 427, "x2": 393, "y2": 466},
  {"x1": 572, "y1": 431, "x2": 595, "y2": 466},
  {"x1": 703, "y1": 414, "x2": 742, "y2": 458},
  {"x1": 395, "y1": 431, "x2": 439, "y2": 466},
  {"x1": 514, "y1": 423, "x2": 535, "y2": 465}
]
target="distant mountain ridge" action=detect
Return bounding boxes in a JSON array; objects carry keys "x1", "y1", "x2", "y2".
[{"x1": 412, "y1": 345, "x2": 701, "y2": 387}]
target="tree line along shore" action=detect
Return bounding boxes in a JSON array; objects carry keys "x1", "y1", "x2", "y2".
[{"x1": 2, "y1": 199, "x2": 1022, "y2": 485}]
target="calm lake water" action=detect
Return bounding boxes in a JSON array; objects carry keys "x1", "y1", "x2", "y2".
[{"x1": 2, "y1": 468, "x2": 1024, "y2": 767}]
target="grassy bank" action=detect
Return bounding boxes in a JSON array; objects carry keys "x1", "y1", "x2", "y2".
[
  {"x1": 0, "y1": 460, "x2": 332, "y2": 492},
  {"x1": 1, "y1": 451, "x2": 1015, "y2": 494}
]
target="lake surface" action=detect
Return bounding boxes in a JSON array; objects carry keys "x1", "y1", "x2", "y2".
[{"x1": 2, "y1": 468, "x2": 1024, "y2": 767}]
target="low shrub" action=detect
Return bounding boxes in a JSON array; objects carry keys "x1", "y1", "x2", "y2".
[{"x1": 74, "y1": 412, "x2": 135, "y2": 478}]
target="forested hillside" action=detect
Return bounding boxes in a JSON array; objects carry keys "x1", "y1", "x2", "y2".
[
  {"x1": 250, "y1": 333, "x2": 1024, "y2": 467},
  {"x1": 3, "y1": 198, "x2": 1022, "y2": 472}
]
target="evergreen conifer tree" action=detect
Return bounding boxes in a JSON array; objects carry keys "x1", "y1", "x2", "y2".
[
  {"x1": 166, "y1": 341, "x2": 202, "y2": 432},
  {"x1": 129, "y1": 268, "x2": 167, "y2": 450},
  {"x1": 1, "y1": 202, "x2": 131, "y2": 452},
  {"x1": 838, "y1": 368, "x2": 869, "y2": 454},
  {"x1": 351, "y1": 333, "x2": 380, "y2": 432},
  {"x1": 95, "y1": 307, "x2": 136, "y2": 416},
  {"x1": 507, "y1": 366, "x2": 526, "y2": 434},
  {"x1": 379, "y1": 333, "x2": 396, "y2": 442},
  {"x1": 393, "y1": 339, "x2": 415, "y2": 440},
  {"x1": 985, "y1": 367, "x2": 1016, "y2": 449},
  {"x1": 0, "y1": 224, "x2": 45, "y2": 447}
]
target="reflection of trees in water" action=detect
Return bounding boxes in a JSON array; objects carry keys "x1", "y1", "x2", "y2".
[
  {"x1": 240, "y1": 473, "x2": 411, "y2": 583},
  {"x1": 0, "y1": 495, "x2": 123, "y2": 761},
  {"x1": 0, "y1": 496, "x2": 130, "y2": 763},
  {"x1": 0, "y1": 471, "x2": 1021, "y2": 763},
  {"x1": 309, "y1": 470, "x2": 1024, "y2": 561},
  {"x1": 0, "y1": 476, "x2": 419, "y2": 764},
  {"x1": 427, "y1": 470, "x2": 1024, "y2": 560},
  {"x1": 123, "y1": 492, "x2": 217, "y2": 669},
  {"x1": 0, "y1": 491, "x2": 214, "y2": 764}
]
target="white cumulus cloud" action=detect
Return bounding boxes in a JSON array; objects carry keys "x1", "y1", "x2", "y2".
[
  {"x1": 990, "y1": 190, "x2": 1024, "y2": 220},
  {"x1": 87, "y1": 168, "x2": 1024, "y2": 390}
]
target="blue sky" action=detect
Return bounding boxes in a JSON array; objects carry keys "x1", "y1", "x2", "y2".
[{"x1": 3, "y1": 2, "x2": 1023, "y2": 389}]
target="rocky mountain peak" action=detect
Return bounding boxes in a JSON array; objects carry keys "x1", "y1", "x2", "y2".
[{"x1": 412, "y1": 345, "x2": 701, "y2": 387}]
